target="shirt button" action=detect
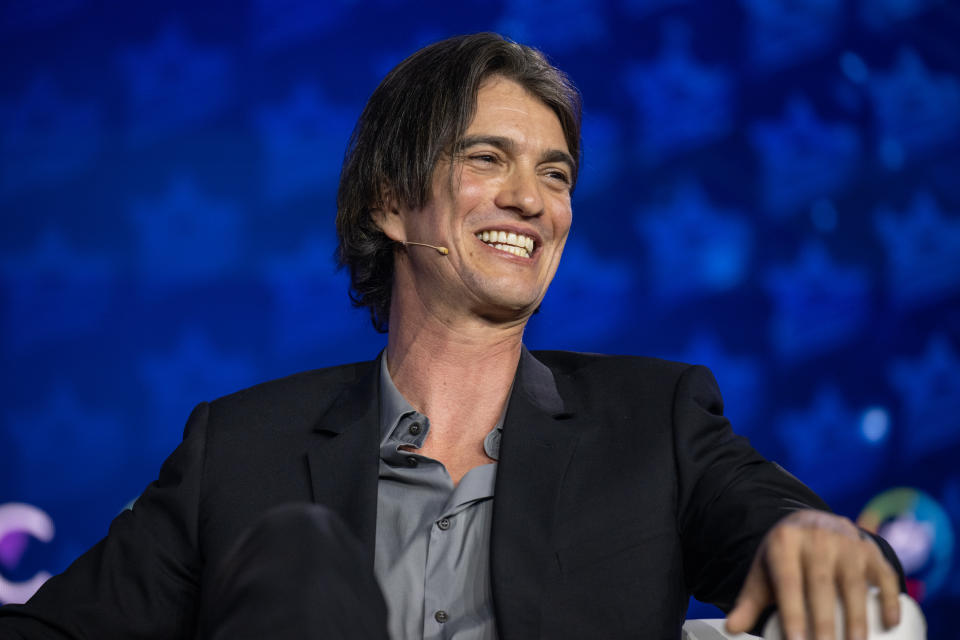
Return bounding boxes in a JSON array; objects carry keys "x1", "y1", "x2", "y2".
[
  {"x1": 434, "y1": 610, "x2": 449, "y2": 624},
  {"x1": 437, "y1": 518, "x2": 450, "y2": 530},
  {"x1": 408, "y1": 422, "x2": 422, "y2": 435},
  {"x1": 406, "y1": 456, "x2": 418, "y2": 467}
]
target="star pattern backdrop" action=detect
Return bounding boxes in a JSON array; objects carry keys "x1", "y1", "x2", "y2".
[{"x1": 1, "y1": 0, "x2": 959, "y2": 634}]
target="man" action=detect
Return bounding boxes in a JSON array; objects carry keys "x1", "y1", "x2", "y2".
[{"x1": 0, "y1": 33, "x2": 903, "y2": 640}]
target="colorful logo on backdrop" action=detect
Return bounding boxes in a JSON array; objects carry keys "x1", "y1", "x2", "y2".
[
  {"x1": 0, "y1": 503, "x2": 55, "y2": 605},
  {"x1": 857, "y1": 488, "x2": 954, "y2": 602}
]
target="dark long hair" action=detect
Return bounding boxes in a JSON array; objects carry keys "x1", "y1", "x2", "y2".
[{"x1": 335, "y1": 33, "x2": 582, "y2": 332}]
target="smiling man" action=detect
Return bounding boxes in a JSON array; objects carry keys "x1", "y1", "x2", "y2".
[
  {"x1": 0, "y1": 33, "x2": 904, "y2": 640},
  {"x1": 377, "y1": 77, "x2": 573, "y2": 333}
]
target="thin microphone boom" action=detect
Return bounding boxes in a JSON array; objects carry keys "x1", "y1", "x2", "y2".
[{"x1": 403, "y1": 241, "x2": 449, "y2": 255}]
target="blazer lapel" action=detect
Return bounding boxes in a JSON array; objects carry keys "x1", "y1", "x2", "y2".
[
  {"x1": 306, "y1": 360, "x2": 380, "y2": 571},
  {"x1": 492, "y1": 348, "x2": 580, "y2": 639}
]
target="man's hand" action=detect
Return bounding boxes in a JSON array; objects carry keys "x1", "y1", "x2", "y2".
[{"x1": 724, "y1": 510, "x2": 901, "y2": 640}]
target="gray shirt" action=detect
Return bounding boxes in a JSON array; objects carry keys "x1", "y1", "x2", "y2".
[{"x1": 374, "y1": 355, "x2": 502, "y2": 640}]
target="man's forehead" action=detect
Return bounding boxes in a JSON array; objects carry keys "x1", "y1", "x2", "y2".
[
  {"x1": 463, "y1": 78, "x2": 569, "y2": 149},
  {"x1": 472, "y1": 76, "x2": 552, "y2": 117}
]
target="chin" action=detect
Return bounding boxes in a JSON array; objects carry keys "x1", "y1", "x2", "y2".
[
  {"x1": 473, "y1": 295, "x2": 543, "y2": 324},
  {"x1": 463, "y1": 272, "x2": 551, "y2": 319}
]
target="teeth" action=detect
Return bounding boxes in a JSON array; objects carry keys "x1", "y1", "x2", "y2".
[
  {"x1": 475, "y1": 230, "x2": 535, "y2": 258},
  {"x1": 490, "y1": 242, "x2": 530, "y2": 258}
]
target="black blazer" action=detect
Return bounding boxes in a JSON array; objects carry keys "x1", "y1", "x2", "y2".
[{"x1": 0, "y1": 349, "x2": 832, "y2": 639}]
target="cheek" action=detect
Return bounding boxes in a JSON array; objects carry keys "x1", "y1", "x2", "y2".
[
  {"x1": 548, "y1": 211, "x2": 571, "y2": 268},
  {"x1": 552, "y1": 203, "x2": 573, "y2": 240},
  {"x1": 549, "y1": 236, "x2": 569, "y2": 273},
  {"x1": 455, "y1": 179, "x2": 491, "y2": 209}
]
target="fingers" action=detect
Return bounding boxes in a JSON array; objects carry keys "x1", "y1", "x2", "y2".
[
  {"x1": 865, "y1": 542, "x2": 902, "y2": 629},
  {"x1": 724, "y1": 558, "x2": 772, "y2": 634},
  {"x1": 728, "y1": 511, "x2": 904, "y2": 640},
  {"x1": 727, "y1": 524, "x2": 809, "y2": 639},
  {"x1": 837, "y1": 547, "x2": 868, "y2": 640},
  {"x1": 804, "y1": 535, "x2": 840, "y2": 640},
  {"x1": 765, "y1": 528, "x2": 809, "y2": 640}
]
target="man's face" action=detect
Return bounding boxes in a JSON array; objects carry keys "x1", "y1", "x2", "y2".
[{"x1": 384, "y1": 76, "x2": 574, "y2": 326}]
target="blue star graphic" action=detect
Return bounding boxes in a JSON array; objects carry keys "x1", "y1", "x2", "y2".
[
  {"x1": 255, "y1": 83, "x2": 355, "y2": 203},
  {"x1": 625, "y1": 21, "x2": 734, "y2": 161},
  {"x1": 741, "y1": 0, "x2": 842, "y2": 71},
  {"x1": 764, "y1": 241, "x2": 871, "y2": 361},
  {"x1": 120, "y1": 23, "x2": 234, "y2": 145},
  {"x1": 250, "y1": 0, "x2": 355, "y2": 51},
  {"x1": 777, "y1": 385, "x2": 887, "y2": 499},
  {"x1": 635, "y1": 179, "x2": 753, "y2": 301},
  {"x1": 139, "y1": 329, "x2": 257, "y2": 455},
  {"x1": 0, "y1": 74, "x2": 101, "y2": 196},
  {"x1": 867, "y1": 48, "x2": 960, "y2": 164},
  {"x1": 5, "y1": 385, "x2": 126, "y2": 500},
  {"x1": 749, "y1": 94, "x2": 861, "y2": 216},
  {"x1": 860, "y1": 0, "x2": 938, "y2": 31},
  {"x1": 497, "y1": 0, "x2": 606, "y2": 53},
  {"x1": 261, "y1": 233, "x2": 364, "y2": 359},
  {"x1": 875, "y1": 191, "x2": 960, "y2": 308},
  {"x1": 130, "y1": 177, "x2": 243, "y2": 285},
  {"x1": 1, "y1": 229, "x2": 115, "y2": 351},
  {"x1": 889, "y1": 334, "x2": 960, "y2": 463}
]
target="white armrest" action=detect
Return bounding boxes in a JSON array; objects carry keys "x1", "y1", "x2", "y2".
[
  {"x1": 681, "y1": 593, "x2": 926, "y2": 640},
  {"x1": 682, "y1": 618, "x2": 760, "y2": 639}
]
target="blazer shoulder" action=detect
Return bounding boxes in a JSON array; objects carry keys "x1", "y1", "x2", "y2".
[
  {"x1": 530, "y1": 349, "x2": 693, "y2": 379},
  {"x1": 528, "y1": 350, "x2": 708, "y2": 408},
  {"x1": 203, "y1": 359, "x2": 376, "y2": 428}
]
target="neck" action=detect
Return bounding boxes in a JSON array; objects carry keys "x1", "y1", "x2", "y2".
[{"x1": 385, "y1": 297, "x2": 526, "y2": 435}]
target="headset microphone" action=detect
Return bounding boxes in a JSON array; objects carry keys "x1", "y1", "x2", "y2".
[{"x1": 403, "y1": 241, "x2": 449, "y2": 255}]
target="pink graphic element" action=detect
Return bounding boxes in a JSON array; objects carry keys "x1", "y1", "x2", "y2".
[
  {"x1": 905, "y1": 577, "x2": 925, "y2": 602},
  {"x1": 0, "y1": 531, "x2": 30, "y2": 569},
  {"x1": 0, "y1": 503, "x2": 55, "y2": 605},
  {"x1": 879, "y1": 516, "x2": 935, "y2": 574}
]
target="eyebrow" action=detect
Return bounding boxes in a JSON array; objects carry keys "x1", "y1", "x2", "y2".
[{"x1": 456, "y1": 135, "x2": 576, "y2": 173}]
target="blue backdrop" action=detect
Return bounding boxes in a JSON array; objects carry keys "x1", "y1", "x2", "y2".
[{"x1": 2, "y1": 0, "x2": 959, "y2": 635}]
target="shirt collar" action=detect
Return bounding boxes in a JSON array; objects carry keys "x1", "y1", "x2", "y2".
[
  {"x1": 378, "y1": 351, "x2": 419, "y2": 443},
  {"x1": 377, "y1": 350, "x2": 509, "y2": 459}
]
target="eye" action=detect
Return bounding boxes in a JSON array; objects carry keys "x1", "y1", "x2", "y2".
[
  {"x1": 545, "y1": 168, "x2": 571, "y2": 185},
  {"x1": 470, "y1": 153, "x2": 499, "y2": 164}
]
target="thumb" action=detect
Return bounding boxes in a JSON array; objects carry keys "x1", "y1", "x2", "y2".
[{"x1": 725, "y1": 562, "x2": 772, "y2": 634}]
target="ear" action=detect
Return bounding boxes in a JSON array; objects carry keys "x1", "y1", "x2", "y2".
[{"x1": 371, "y1": 186, "x2": 407, "y2": 244}]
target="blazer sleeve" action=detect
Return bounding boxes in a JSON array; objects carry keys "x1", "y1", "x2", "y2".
[
  {"x1": 670, "y1": 364, "x2": 832, "y2": 611},
  {"x1": 0, "y1": 402, "x2": 210, "y2": 640}
]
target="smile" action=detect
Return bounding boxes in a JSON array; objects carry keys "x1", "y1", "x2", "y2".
[{"x1": 475, "y1": 230, "x2": 535, "y2": 258}]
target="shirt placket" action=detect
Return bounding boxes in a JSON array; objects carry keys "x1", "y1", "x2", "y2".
[
  {"x1": 422, "y1": 465, "x2": 496, "y2": 639},
  {"x1": 423, "y1": 509, "x2": 455, "y2": 638}
]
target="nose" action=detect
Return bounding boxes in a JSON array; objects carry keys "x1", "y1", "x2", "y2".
[{"x1": 494, "y1": 165, "x2": 544, "y2": 217}]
